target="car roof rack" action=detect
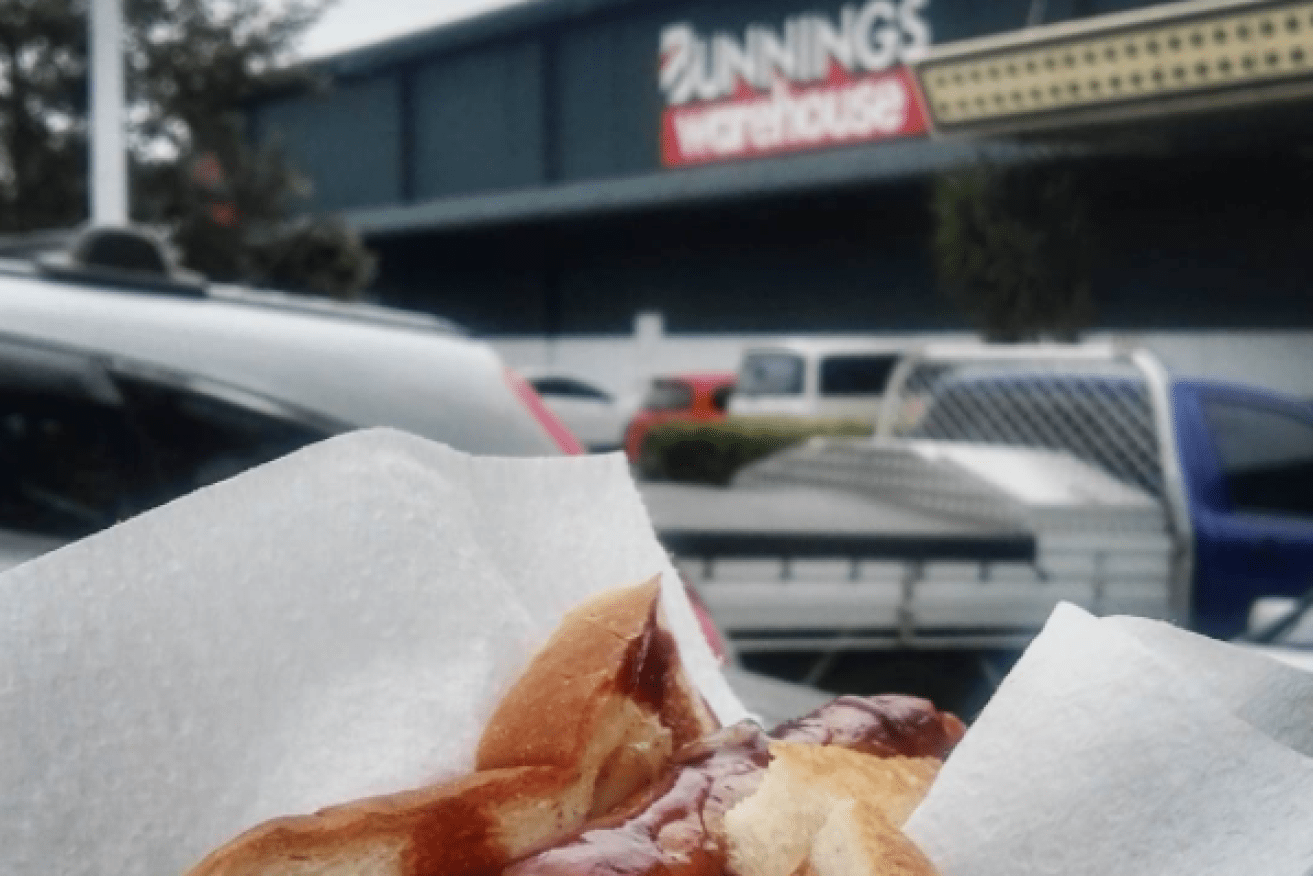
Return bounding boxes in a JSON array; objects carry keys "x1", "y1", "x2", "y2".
[
  {"x1": 33, "y1": 225, "x2": 208, "y2": 297},
  {"x1": 20, "y1": 224, "x2": 465, "y2": 335},
  {"x1": 206, "y1": 284, "x2": 466, "y2": 335}
]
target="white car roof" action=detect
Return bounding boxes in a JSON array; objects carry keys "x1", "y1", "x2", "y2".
[
  {"x1": 740, "y1": 338, "x2": 909, "y2": 360},
  {"x1": 0, "y1": 263, "x2": 560, "y2": 456}
]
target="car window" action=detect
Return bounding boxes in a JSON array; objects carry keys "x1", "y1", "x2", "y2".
[
  {"x1": 642, "y1": 380, "x2": 693, "y2": 412},
  {"x1": 738, "y1": 352, "x2": 804, "y2": 396},
  {"x1": 1203, "y1": 397, "x2": 1313, "y2": 518},
  {"x1": 0, "y1": 340, "x2": 157, "y2": 539},
  {"x1": 116, "y1": 375, "x2": 330, "y2": 502},
  {"x1": 0, "y1": 388, "x2": 145, "y2": 539},
  {"x1": 529, "y1": 376, "x2": 612, "y2": 402},
  {"x1": 819, "y1": 354, "x2": 898, "y2": 396}
]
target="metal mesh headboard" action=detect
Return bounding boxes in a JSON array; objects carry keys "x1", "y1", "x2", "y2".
[{"x1": 879, "y1": 346, "x2": 1166, "y2": 498}]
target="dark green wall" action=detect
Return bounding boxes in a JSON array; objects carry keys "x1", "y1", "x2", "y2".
[
  {"x1": 256, "y1": 76, "x2": 403, "y2": 209},
  {"x1": 252, "y1": 0, "x2": 1161, "y2": 212},
  {"x1": 370, "y1": 181, "x2": 946, "y2": 335},
  {"x1": 412, "y1": 42, "x2": 546, "y2": 197},
  {"x1": 369, "y1": 151, "x2": 1313, "y2": 335}
]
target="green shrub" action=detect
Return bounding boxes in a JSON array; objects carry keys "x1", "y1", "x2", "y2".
[
  {"x1": 932, "y1": 163, "x2": 1095, "y2": 341},
  {"x1": 639, "y1": 416, "x2": 874, "y2": 485}
]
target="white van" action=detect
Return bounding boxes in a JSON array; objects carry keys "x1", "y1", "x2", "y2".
[{"x1": 727, "y1": 339, "x2": 906, "y2": 420}]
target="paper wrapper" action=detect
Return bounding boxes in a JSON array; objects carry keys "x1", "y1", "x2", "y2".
[
  {"x1": 906, "y1": 603, "x2": 1313, "y2": 876},
  {"x1": 0, "y1": 429, "x2": 746, "y2": 876},
  {"x1": 6, "y1": 428, "x2": 1313, "y2": 876}
]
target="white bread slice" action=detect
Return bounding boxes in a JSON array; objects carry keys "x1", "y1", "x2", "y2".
[
  {"x1": 185, "y1": 764, "x2": 576, "y2": 876},
  {"x1": 804, "y1": 799, "x2": 938, "y2": 876},
  {"x1": 186, "y1": 577, "x2": 719, "y2": 876},
  {"x1": 477, "y1": 576, "x2": 718, "y2": 814},
  {"x1": 724, "y1": 742, "x2": 940, "y2": 876}
]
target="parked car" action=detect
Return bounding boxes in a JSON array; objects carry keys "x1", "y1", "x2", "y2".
[
  {"x1": 648, "y1": 342, "x2": 1313, "y2": 657},
  {"x1": 522, "y1": 370, "x2": 637, "y2": 453},
  {"x1": 728, "y1": 339, "x2": 905, "y2": 421},
  {"x1": 0, "y1": 229, "x2": 583, "y2": 572},
  {"x1": 0, "y1": 230, "x2": 832, "y2": 721},
  {"x1": 623, "y1": 371, "x2": 736, "y2": 463}
]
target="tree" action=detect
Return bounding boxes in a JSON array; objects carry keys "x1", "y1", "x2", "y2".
[
  {"x1": 0, "y1": 0, "x2": 88, "y2": 232},
  {"x1": 0, "y1": 0, "x2": 376, "y2": 299},
  {"x1": 256, "y1": 215, "x2": 376, "y2": 301},
  {"x1": 931, "y1": 162, "x2": 1095, "y2": 342}
]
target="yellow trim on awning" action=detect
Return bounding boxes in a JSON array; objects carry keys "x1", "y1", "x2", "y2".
[{"x1": 914, "y1": 0, "x2": 1313, "y2": 135}]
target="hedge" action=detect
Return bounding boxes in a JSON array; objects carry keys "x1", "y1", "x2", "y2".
[{"x1": 638, "y1": 416, "x2": 875, "y2": 485}]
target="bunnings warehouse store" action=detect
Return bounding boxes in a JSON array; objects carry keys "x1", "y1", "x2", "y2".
[{"x1": 251, "y1": 0, "x2": 1313, "y2": 389}]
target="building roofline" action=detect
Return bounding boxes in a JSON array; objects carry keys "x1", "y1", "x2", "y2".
[{"x1": 305, "y1": 0, "x2": 661, "y2": 80}]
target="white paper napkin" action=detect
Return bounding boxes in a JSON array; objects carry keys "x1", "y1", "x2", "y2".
[
  {"x1": 1106, "y1": 614, "x2": 1313, "y2": 757},
  {"x1": 0, "y1": 429, "x2": 746, "y2": 876},
  {"x1": 906, "y1": 603, "x2": 1313, "y2": 876}
]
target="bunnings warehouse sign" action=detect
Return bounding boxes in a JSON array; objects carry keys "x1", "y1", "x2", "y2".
[{"x1": 659, "y1": 0, "x2": 932, "y2": 167}]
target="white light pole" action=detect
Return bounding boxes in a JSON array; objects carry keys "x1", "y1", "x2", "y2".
[{"x1": 90, "y1": 0, "x2": 128, "y2": 225}]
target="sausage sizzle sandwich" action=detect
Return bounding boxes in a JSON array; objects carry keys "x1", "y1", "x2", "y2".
[{"x1": 185, "y1": 578, "x2": 965, "y2": 876}]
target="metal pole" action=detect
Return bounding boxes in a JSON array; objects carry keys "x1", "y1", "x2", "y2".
[{"x1": 90, "y1": 0, "x2": 129, "y2": 225}]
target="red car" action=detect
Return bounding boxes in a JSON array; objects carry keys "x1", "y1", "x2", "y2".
[{"x1": 623, "y1": 371, "x2": 736, "y2": 463}]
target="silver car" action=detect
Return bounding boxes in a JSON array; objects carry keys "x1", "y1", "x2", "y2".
[
  {"x1": 0, "y1": 231, "x2": 836, "y2": 720},
  {"x1": 0, "y1": 250, "x2": 579, "y2": 571}
]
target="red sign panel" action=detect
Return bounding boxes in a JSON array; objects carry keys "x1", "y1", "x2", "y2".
[{"x1": 661, "y1": 66, "x2": 927, "y2": 168}]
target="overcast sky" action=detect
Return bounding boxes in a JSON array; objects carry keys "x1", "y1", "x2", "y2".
[{"x1": 297, "y1": 0, "x2": 534, "y2": 58}]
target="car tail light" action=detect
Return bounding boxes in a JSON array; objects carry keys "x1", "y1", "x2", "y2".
[{"x1": 504, "y1": 367, "x2": 584, "y2": 455}]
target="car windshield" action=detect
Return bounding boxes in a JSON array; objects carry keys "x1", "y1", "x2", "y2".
[{"x1": 738, "y1": 352, "x2": 804, "y2": 396}]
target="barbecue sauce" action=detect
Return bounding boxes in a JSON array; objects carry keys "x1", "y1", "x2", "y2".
[
  {"x1": 616, "y1": 599, "x2": 716, "y2": 752},
  {"x1": 771, "y1": 695, "x2": 965, "y2": 760},
  {"x1": 408, "y1": 793, "x2": 506, "y2": 876},
  {"x1": 505, "y1": 695, "x2": 963, "y2": 876},
  {"x1": 505, "y1": 724, "x2": 770, "y2": 876}
]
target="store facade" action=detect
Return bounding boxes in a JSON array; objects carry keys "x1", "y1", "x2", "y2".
[{"x1": 249, "y1": 0, "x2": 1313, "y2": 339}]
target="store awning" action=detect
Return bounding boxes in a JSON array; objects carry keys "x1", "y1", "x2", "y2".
[
  {"x1": 911, "y1": 0, "x2": 1313, "y2": 138},
  {"x1": 345, "y1": 139, "x2": 1042, "y2": 238}
]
